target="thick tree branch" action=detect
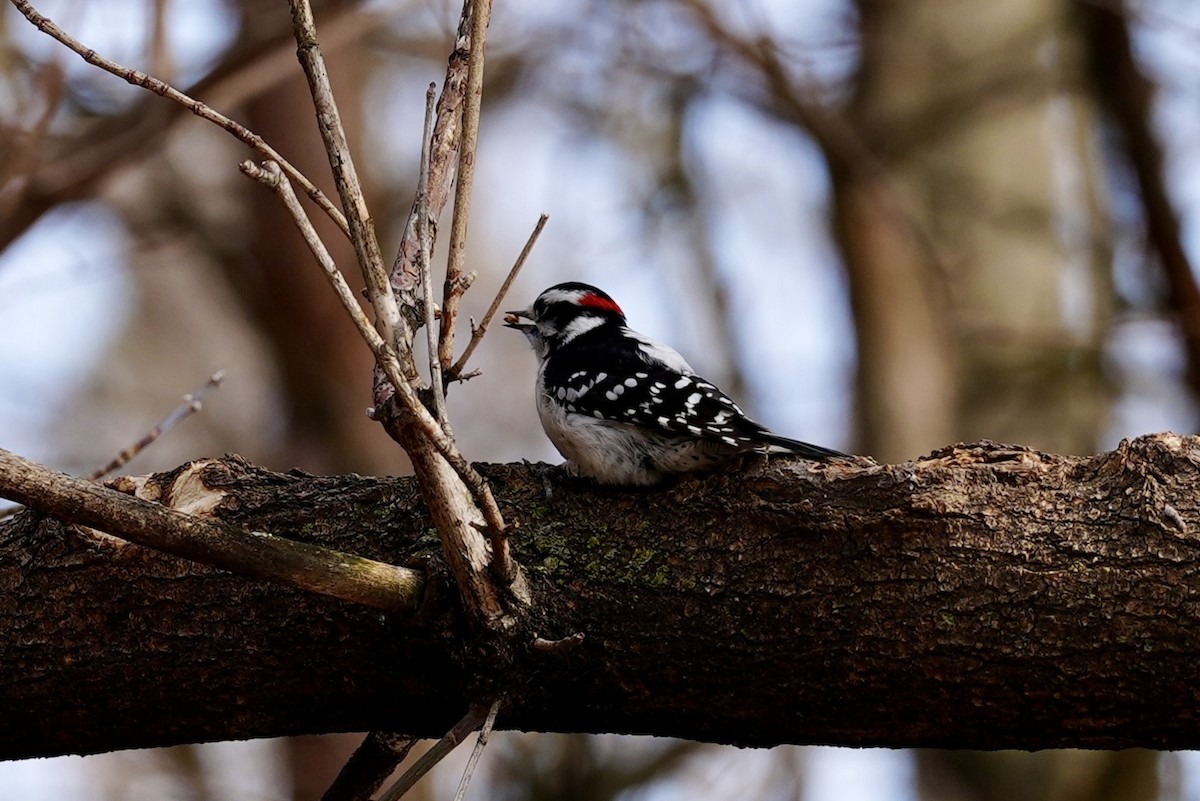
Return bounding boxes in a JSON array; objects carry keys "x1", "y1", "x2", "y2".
[{"x1": 3, "y1": 434, "x2": 1200, "y2": 758}]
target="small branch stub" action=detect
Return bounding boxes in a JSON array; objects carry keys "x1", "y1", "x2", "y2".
[{"x1": 532, "y1": 632, "x2": 586, "y2": 654}]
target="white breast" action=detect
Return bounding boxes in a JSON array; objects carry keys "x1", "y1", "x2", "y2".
[{"x1": 535, "y1": 365, "x2": 661, "y2": 485}]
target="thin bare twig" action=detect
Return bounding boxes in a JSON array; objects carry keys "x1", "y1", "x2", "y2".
[
  {"x1": 7, "y1": 0, "x2": 350, "y2": 238},
  {"x1": 86, "y1": 371, "x2": 226, "y2": 481},
  {"x1": 240, "y1": 161, "x2": 379, "y2": 349},
  {"x1": 377, "y1": 706, "x2": 489, "y2": 801},
  {"x1": 452, "y1": 699, "x2": 500, "y2": 801},
  {"x1": 418, "y1": 83, "x2": 450, "y2": 430},
  {"x1": 287, "y1": 0, "x2": 402, "y2": 352},
  {"x1": 438, "y1": 0, "x2": 494, "y2": 370},
  {"x1": 447, "y1": 213, "x2": 548, "y2": 382}
]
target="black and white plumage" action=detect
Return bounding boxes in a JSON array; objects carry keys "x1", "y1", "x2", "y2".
[{"x1": 504, "y1": 282, "x2": 847, "y2": 486}]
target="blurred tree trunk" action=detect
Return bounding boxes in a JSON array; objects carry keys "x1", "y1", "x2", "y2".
[
  {"x1": 838, "y1": 0, "x2": 1112, "y2": 463},
  {"x1": 837, "y1": 0, "x2": 1138, "y2": 799},
  {"x1": 230, "y1": 1, "x2": 402, "y2": 479},
  {"x1": 231, "y1": 4, "x2": 397, "y2": 798}
]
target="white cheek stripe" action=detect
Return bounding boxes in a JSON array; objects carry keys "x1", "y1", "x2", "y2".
[{"x1": 558, "y1": 315, "x2": 606, "y2": 344}]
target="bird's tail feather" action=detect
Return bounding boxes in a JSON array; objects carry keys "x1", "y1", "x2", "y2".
[{"x1": 759, "y1": 433, "x2": 849, "y2": 460}]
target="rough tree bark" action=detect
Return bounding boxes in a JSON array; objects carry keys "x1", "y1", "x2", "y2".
[{"x1": 3, "y1": 432, "x2": 1200, "y2": 760}]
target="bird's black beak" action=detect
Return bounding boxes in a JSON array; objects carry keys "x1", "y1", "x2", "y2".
[{"x1": 504, "y1": 310, "x2": 534, "y2": 331}]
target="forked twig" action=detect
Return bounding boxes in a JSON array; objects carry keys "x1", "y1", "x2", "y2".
[
  {"x1": 452, "y1": 699, "x2": 501, "y2": 801},
  {"x1": 86, "y1": 371, "x2": 227, "y2": 480},
  {"x1": 12, "y1": 0, "x2": 524, "y2": 639},
  {"x1": 240, "y1": 160, "x2": 510, "y2": 561},
  {"x1": 377, "y1": 706, "x2": 488, "y2": 801},
  {"x1": 283, "y1": 0, "x2": 515, "y2": 596},
  {"x1": 14, "y1": 0, "x2": 522, "y2": 618},
  {"x1": 7, "y1": 0, "x2": 349, "y2": 237},
  {"x1": 447, "y1": 213, "x2": 548, "y2": 382}
]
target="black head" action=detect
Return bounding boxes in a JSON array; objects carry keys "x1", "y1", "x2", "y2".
[{"x1": 505, "y1": 283, "x2": 627, "y2": 358}]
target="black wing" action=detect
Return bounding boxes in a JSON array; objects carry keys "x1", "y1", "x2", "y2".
[{"x1": 545, "y1": 334, "x2": 769, "y2": 448}]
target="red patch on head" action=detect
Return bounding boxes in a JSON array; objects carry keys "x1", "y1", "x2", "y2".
[{"x1": 580, "y1": 292, "x2": 623, "y2": 315}]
